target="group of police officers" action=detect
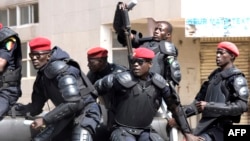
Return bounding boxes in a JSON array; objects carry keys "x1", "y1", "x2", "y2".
[{"x1": 0, "y1": 1, "x2": 249, "y2": 141}]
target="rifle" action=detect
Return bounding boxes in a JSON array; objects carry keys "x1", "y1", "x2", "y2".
[{"x1": 120, "y1": 0, "x2": 137, "y2": 69}]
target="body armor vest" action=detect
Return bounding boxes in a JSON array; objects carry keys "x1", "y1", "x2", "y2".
[
  {"x1": 204, "y1": 68, "x2": 241, "y2": 103},
  {"x1": 114, "y1": 72, "x2": 163, "y2": 128},
  {"x1": 0, "y1": 67, "x2": 22, "y2": 89}
]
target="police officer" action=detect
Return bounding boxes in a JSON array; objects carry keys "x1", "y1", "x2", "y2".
[
  {"x1": 0, "y1": 23, "x2": 22, "y2": 118},
  {"x1": 113, "y1": 3, "x2": 182, "y2": 139},
  {"x1": 86, "y1": 46, "x2": 128, "y2": 140},
  {"x1": 94, "y1": 47, "x2": 199, "y2": 141},
  {"x1": 87, "y1": 46, "x2": 127, "y2": 84},
  {"x1": 113, "y1": 3, "x2": 180, "y2": 86},
  {"x1": 16, "y1": 37, "x2": 101, "y2": 141},
  {"x1": 184, "y1": 41, "x2": 249, "y2": 141}
]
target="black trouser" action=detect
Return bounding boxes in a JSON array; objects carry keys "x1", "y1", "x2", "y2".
[
  {"x1": 110, "y1": 127, "x2": 164, "y2": 141},
  {"x1": 0, "y1": 94, "x2": 18, "y2": 117}
]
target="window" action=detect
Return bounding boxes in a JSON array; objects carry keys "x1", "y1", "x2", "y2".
[
  {"x1": 0, "y1": 3, "x2": 39, "y2": 27},
  {"x1": 0, "y1": 10, "x2": 7, "y2": 26},
  {"x1": 112, "y1": 32, "x2": 129, "y2": 68},
  {"x1": 9, "y1": 7, "x2": 17, "y2": 26},
  {"x1": 20, "y1": 5, "x2": 29, "y2": 25},
  {"x1": 21, "y1": 42, "x2": 37, "y2": 77}
]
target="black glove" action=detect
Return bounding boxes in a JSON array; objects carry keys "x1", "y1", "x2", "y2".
[
  {"x1": 7, "y1": 103, "x2": 27, "y2": 117},
  {"x1": 13, "y1": 103, "x2": 32, "y2": 117}
]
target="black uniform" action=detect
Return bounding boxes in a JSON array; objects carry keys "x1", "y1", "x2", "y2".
[
  {"x1": 18, "y1": 47, "x2": 101, "y2": 141},
  {"x1": 184, "y1": 67, "x2": 249, "y2": 141},
  {"x1": 95, "y1": 71, "x2": 191, "y2": 141},
  {"x1": 87, "y1": 63, "x2": 128, "y2": 141},
  {"x1": 0, "y1": 26, "x2": 22, "y2": 117}
]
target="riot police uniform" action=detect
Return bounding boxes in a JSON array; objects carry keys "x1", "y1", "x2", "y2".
[
  {"x1": 87, "y1": 52, "x2": 128, "y2": 141},
  {"x1": 184, "y1": 67, "x2": 249, "y2": 141},
  {"x1": 87, "y1": 62, "x2": 127, "y2": 117},
  {"x1": 95, "y1": 71, "x2": 191, "y2": 141},
  {"x1": 18, "y1": 47, "x2": 101, "y2": 141},
  {"x1": 0, "y1": 24, "x2": 22, "y2": 117}
]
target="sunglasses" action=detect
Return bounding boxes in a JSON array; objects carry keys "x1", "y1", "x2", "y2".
[
  {"x1": 130, "y1": 58, "x2": 150, "y2": 65},
  {"x1": 29, "y1": 51, "x2": 51, "y2": 59}
]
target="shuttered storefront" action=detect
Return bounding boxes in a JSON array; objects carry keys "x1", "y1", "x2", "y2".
[{"x1": 200, "y1": 38, "x2": 250, "y2": 124}]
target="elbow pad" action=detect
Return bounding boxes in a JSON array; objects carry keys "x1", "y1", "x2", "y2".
[
  {"x1": 43, "y1": 102, "x2": 78, "y2": 124},
  {"x1": 172, "y1": 106, "x2": 192, "y2": 133},
  {"x1": 204, "y1": 101, "x2": 248, "y2": 117}
]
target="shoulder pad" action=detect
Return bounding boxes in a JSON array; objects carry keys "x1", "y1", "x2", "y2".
[
  {"x1": 221, "y1": 68, "x2": 242, "y2": 78},
  {"x1": 159, "y1": 41, "x2": 177, "y2": 56},
  {"x1": 116, "y1": 71, "x2": 137, "y2": 88},
  {"x1": 151, "y1": 73, "x2": 167, "y2": 89},
  {"x1": 112, "y1": 64, "x2": 128, "y2": 73},
  {"x1": 44, "y1": 60, "x2": 69, "y2": 79},
  {"x1": 233, "y1": 75, "x2": 249, "y2": 102}
]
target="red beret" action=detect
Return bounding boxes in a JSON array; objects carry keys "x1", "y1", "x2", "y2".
[
  {"x1": 87, "y1": 47, "x2": 108, "y2": 58},
  {"x1": 218, "y1": 41, "x2": 239, "y2": 57},
  {"x1": 0, "y1": 23, "x2": 2, "y2": 29},
  {"x1": 29, "y1": 37, "x2": 51, "y2": 51},
  {"x1": 133, "y1": 47, "x2": 155, "y2": 59}
]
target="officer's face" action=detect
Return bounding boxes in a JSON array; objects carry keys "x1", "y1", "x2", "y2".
[
  {"x1": 153, "y1": 23, "x2": 170, "y2": 41},
  {"x1": 29, "y1": 51, "x2": 51, "y2": 70},
  {"x1": 131, "y1": 58, "x2": 152, "y2": 80},
  {"x1": 216, "y1": 48, "x2": 234, "y2": 69},
  {"x1": 87, "y1": 58, "x2": 105, "y2": 73}
]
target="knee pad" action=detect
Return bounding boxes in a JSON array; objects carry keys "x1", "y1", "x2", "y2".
[
  {"x1": 72, "y1": 125, "x2": 93, "y2": 141},
  {"x1": 150, "y1": 132, "x2": 164, "y2": 141}
]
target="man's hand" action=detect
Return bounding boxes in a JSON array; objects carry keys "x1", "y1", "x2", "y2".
[
  {"x1": 195, "y1": 101, "x2": 207, "y2": 112},
  {"x1": 31, "y1": 117, "x2": 46, "y2": 130},
  {"x1": 167, "y1": 118, "x2": 179, "y2": 128},
  {"x1": 117, "y1": 2, "x2": 127, "y2": 10},
  {"x1": 184, "y1": 133, "x2": 205, "y2": 141},
  {"x1": 0, "y1": 58, "x2": 7, "y2": 72}
]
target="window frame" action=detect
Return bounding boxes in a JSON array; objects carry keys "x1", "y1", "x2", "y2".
[
  {"x1": 21, "y1": 42, "x2": 37, "y2": 79},
  {"x1": 0, "y1": 3, "x2": 39, "y2": 27},
  {"x1": 112, "y1": 31, "x2": 129, "y2": 68}
]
